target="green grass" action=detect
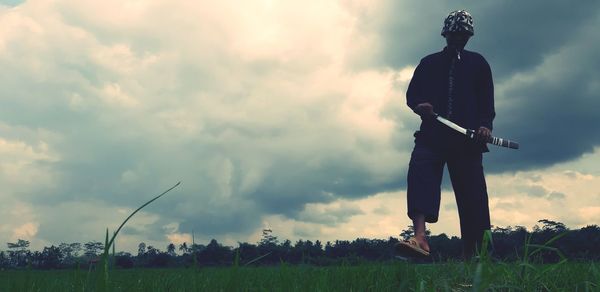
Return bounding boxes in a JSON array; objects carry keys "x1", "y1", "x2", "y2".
[
  {"x1": 4, "y1": 184, "x2": 596, "y2": 291},
  {"x1": 1, "y1": 261, "x2": 599, "y2": 291}
]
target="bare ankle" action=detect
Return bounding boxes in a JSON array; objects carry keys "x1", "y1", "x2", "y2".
[{"x1": 412, "y1": 235, "x2": 429, "y2": 248}]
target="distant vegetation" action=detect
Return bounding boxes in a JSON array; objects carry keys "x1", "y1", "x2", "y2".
[{"x1": 1, "y1": 219, "x2": 598, "y2": 270}]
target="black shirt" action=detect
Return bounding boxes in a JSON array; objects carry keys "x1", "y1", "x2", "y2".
[{"x1": 406, "y1": 47, "x2": 495, "y2": 152}]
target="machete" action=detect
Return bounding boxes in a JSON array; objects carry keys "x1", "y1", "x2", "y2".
[{"x1": 434, "y1": 113, "x2": 519, "y2": 149}]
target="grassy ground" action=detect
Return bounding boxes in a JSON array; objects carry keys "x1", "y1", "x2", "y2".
[{"x1": 1, "y1": 261, "x2": 599, "y2": 291}]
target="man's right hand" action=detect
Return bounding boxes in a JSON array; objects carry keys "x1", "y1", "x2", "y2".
[{"x1": 414, "y1": 102, "x2": 434, "y2": 118}]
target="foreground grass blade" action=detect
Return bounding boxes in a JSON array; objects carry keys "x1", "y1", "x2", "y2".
[
  {"x1": 543, "y1": 230, "x2": 570, "y2": 246},
  {"x1": 105, "y1": 182, "x2": 181, "y2": 253},
  {"x1": 244, "y1": 252, "x2": 273, "y2": 266},
  {"x1": 99, "y1": 182, "x2": 181, "y2": 290}
]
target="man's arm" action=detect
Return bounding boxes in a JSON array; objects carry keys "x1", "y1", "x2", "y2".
[
  {"x1": 477, "y1": 58, "x2": 495, "y2": 131},
  {"x1": 407, "y1": 61, "x2": 434, "y2": 117},
  {"x1": 476, "y1": 57, "x2": 495, "y2": 141}
]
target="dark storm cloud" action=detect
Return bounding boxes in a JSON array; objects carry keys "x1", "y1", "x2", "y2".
[
  {"x1": 245, "y1": 159, "x2": 405, "y2": 217},
  {"x1": 378, "y1": 0, "x2": 600, "y2": 172},
  {"x1": 379, "y1": 1, "x2": 600, "y2": 81},
  {"x1": 158, "y1": 195, "x2": 261, "y2": 238},
  {"x1": 485, "y1": 22, "x2": 600, "y2": 171},
  {"x1": 173, "y1": 152, "x2": 398, "y2": 237}
]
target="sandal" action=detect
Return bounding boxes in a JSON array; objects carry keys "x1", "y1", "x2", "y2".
[{"x1": 395, "y1": 237, "x2": 430, "y2": 258}]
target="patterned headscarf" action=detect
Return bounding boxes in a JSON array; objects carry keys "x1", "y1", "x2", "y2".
[{"x1": 441, "y1": 10, "x2": 474, "y2": 36}]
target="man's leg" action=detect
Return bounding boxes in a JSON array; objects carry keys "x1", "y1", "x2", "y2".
[
  {"x1": 406, "y1": 143, "x2": 444, "y2": 251},
  {"x1": 447, "y1": 151, "x2": 491, "y2": 260},
  {"x1": 412, "y1": 213, "x2": 429, "y2": 252}
]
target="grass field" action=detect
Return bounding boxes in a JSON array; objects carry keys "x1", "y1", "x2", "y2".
[
  {"x1": 3, "y1": 187, "x2": 594, "y2": 291},
  {"x1": 1, "y1": 261, "x2": 599, "y2": 291}
]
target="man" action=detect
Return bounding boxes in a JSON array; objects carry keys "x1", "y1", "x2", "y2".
[{"x1": 396, "y1": 10, "x2": 495, "y2": 259}]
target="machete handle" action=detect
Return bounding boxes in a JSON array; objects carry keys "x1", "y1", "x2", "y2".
[
  {"x1": 467, "y1": 129, "x2": 519, "y2": 149},
  {"x1": 487, "y1": 136, "x2": 519, "y2": 149}
]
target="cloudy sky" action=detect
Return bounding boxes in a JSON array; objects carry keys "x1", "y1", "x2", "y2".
[{"x1": 1, "y1": 0, "x2": 599, "y2": 252}]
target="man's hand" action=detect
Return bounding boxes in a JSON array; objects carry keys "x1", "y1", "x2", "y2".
[
  {"x1": 414, "y1": 103, "x2": 434, "y2": 118},
  {"x1": 477, "y1": 126, "x2": 492, "y2": 143}
]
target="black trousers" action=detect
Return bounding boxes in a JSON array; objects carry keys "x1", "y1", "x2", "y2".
[{"x1": 407, "y1": 140, "x2": 491, "y2": 255}]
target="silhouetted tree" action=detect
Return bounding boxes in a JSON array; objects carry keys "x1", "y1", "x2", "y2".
[
  {"x1": 198, "y1": 239, "x2": 232, "y2": 266},
  {"x1": 259, "y1": 229, "x2": 279, "y2": 246},
  {"x1": 7, "y1": 239, "x2": 30, "y2": 268},
  {"x1": 83, "y1": 241, "x2": 103, "y2": 258},
  {"x1": 428, "y1": 234, "x2": 462, "y2": 261},
  {"x1": 146, "y1": 246, "x2": 159, "y2": 256},
  {"x1": 190, "y1": 243, "x2": 205, "y2": 254},
  {"x1": 167, "y1": 243, "x2": 176, "y2": 257},
  {"x1": 178, "y1": 242, "x2": 189, "y2": 254},
  {"x1": 58, "y1": 242, "x2": 82, "y2": 268},
  {"x1": 538, "y1": 219, "x2": 568, "y2": 232},
  {"x1": 0, "y1": 251, "x2": 9, "y2": 269},
  {"x1": 257, "y1": 229, "x2": 282, "y2": 264},
  {"x1": 114, "y1": 252, "x2": 134, "y2": 269},
  {"x1": 237, "y1": 242, "x2": 260, "y2": 264},
  {"x1": 137, "y1": 242, "x2": 146, "y2": 257},
  {"x1": 38, "y1": 246, "x2": 62, "y2": 269},
  {"x1": 3, "y1": 219, "x2": 600, "y2": 270},
  {"x1": 567, "y1": 225, "x2": 600, "y2": 260}
]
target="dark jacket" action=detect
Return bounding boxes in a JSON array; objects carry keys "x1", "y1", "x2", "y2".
[{"x1": 406, "y1": 47, "x2": 495, "y2": 152}]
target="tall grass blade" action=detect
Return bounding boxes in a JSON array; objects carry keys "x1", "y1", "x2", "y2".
[
  {"x1": 478, "y1": 230, "x2": 493, "y2": 262},
  {"x1": 244, "y1": 252, "x2": 272, "y2": 266},
  {"x1": 533, "y1": 258, "x2": 567, "y2": 282},
  {"x1": 526, "y1": 231, "x2": 569, "y2": 263},
  {"x1": 112, "y1": 231, "x2": 116, "y2": 269},
  {"x1": 102, "y1": 228, "x2": 109, "y2": 291},
  {"x1": 543, "y1": 230, "x2": 570, "y2": 246},
  {"x1": 99, "y1": 182, "x2": 181, "y2": 289},
  {"x1": 192, "y1": 230, "x2": 198, "y2": 269},
  {"x1": 104, "y1": 182, "x2": 181, "y2": 254},
  {"x1": 233, "y1": 249, "x2": 240, "y2": 268},
  {"x1": 519, "y1": 232, "x2": 534, "y2": 282},
  {"x1": 472, "y1": 263, "x2": 482, "y2": 292},
  {"x1": 526, "y1": 244, "x2": 561, "y2": 259}
]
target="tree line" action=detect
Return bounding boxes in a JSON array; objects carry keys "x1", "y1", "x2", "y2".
[{"x1": 1, "y1": 219, "x2": 598, "y2": 270}]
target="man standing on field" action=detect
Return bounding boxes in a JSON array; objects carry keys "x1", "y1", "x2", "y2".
[{"x1": 396, "y1": 10, "x2": 495, "y2": 260}]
